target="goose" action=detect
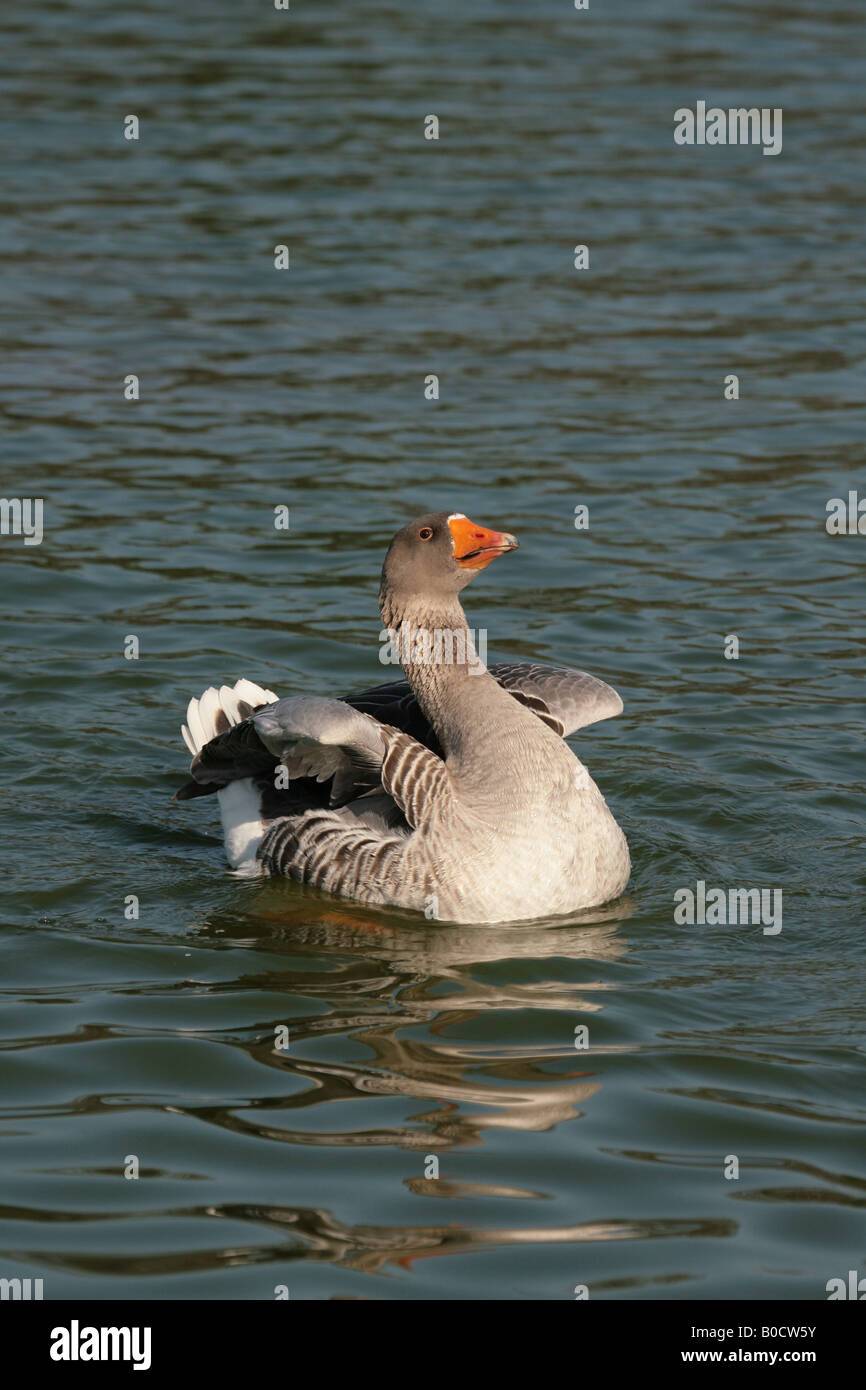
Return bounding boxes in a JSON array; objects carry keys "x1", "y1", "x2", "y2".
[{"x1": 176, "y1": 512, "x2": 630, "y2": 923}]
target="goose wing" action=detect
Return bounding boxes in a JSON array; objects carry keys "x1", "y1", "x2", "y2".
[
  {"x1": 487, "y1": 662, "x2": 623, "y2": 736},
  {"x1": 178, "y1": 694, "x2": 449, "y2": 830},
  {"x1": 343, "y1": 661, "x2": 623, "y2": 742}
]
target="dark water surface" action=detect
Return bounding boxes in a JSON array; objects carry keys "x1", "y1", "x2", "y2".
[{"x1": 1, "y1": 0, "x2": 864, "y2": 1299}]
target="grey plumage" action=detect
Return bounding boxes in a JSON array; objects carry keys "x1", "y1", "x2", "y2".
[{"x1": 176, "y1": 512, "x2": 630, "y2": 922}]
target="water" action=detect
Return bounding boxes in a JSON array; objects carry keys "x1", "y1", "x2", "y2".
[{"x1": 1, "y1": 0, "x2": 864, "y2": 1300}]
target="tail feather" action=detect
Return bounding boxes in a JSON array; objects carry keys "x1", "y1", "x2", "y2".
[
  {"x1": 182, "y1": 679, "x2": 278, "y2": 755},
  {"x1": 217, "y1": 683, "x2": 242, "y2": 726},
  {"x1": 181, "y1": 721, "x2": 197, "y2": 757},
  {"x1": 178, "y1": 677, "x2": 279, "y2": 871}
]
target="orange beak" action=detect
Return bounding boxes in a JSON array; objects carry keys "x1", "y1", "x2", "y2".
[{"x1": 448, "y1": 514, "x2": 519, "y2": 570}]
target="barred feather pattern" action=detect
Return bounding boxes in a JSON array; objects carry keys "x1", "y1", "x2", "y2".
[
  {"x1": 256, "y1": 724, "x2": 449, "y2": 905},
  {"x1": 257, "y1": 810, "x2": 407, "y2": 903},
  {"x1": 379, "y1": 729, "x2": 451, "y2": 829}
]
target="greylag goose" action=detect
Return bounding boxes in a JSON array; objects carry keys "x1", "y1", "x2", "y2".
[{"x1": 176, "y1": 512, "x2": 630, "y2": 923}]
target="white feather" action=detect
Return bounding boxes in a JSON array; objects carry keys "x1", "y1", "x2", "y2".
[
  {"x1": 218, "y1": 779, "x2": 267, "y2": 871},
  {"x1": 197, "y1": 687, "x2": 222, "y2": 741},
  {"x1": 180, "y1": 677, "x2": 287, "y2": 872},
  {"x1": 218, "y1": 684, "x2": 241, "y2": 725},
  {"x1": 235, "y1": 677, "x2": 278, "y2": 706},
  {"x1": 185, "y1": 696, "x2": 207, "y2": 752}
]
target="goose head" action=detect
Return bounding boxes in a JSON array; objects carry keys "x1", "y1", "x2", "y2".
[{"x1": 381, "y1": 511, "x2": 519, "y2": 610}]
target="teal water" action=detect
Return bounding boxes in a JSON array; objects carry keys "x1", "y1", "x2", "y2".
[{"x1": 1, "y1": 0, "x2": 864, "y2": 1300}]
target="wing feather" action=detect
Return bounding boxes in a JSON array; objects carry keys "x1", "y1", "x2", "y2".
[{"x1": 343, "y1": 661, "x2": 623, "y2": 743}]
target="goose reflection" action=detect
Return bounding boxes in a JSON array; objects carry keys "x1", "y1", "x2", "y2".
[
  {"x1": 180, "y1": 887, "x2": 637, "y2": 1152},
  {"x1": 198, "y1": 1204, "x2": 734, "y2": 1278}
]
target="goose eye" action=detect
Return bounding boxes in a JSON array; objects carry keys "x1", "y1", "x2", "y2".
[{"x1": 418, "y1": 526, "x2": 433, "y2": 540}]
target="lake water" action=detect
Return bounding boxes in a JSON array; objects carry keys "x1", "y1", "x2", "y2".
[{"x1": 1, "y1": 0, "x2": 864, "y2": 1300}]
